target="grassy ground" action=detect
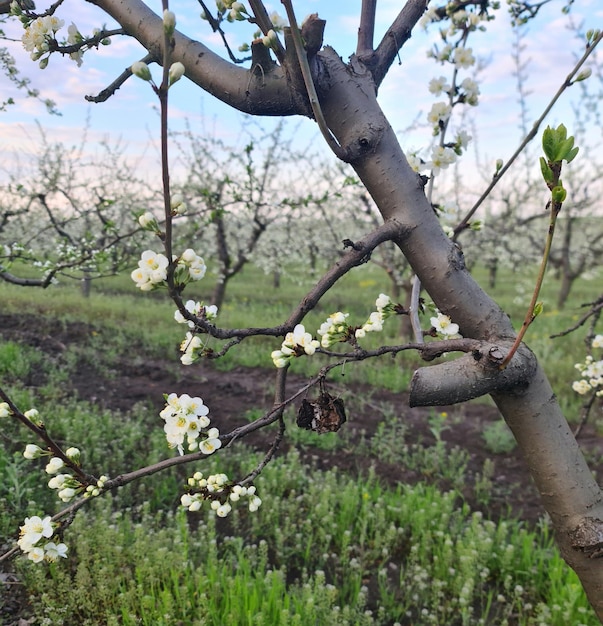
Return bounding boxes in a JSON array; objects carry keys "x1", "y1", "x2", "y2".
[{"x1": 0, "y1": 260, "x2": 601, "y2": 625}]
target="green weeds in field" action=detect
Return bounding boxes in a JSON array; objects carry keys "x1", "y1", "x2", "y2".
[{"x1": 11, "y1": 449, "x2": 598, "y2": 625}]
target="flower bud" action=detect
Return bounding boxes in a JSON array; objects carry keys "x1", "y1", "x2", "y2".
[
  {"x1": 163, "y1": 9, "x2": 176, "y2": 34},
  {"x1": 65, "y1": 447, "x2": 81, "y2": 461},
  {"x1": 574, "y1": 67, "x2": 592, "y2": 82},
  {"x1": 138, "y1": 211, "x2": 157, "y2": 230},
  {"x1": 0, "y1": 402, "x2": 10, "y2": 418},
  {"x1": 131, "y1": 61, "x2": 152, "y2": 81},
  {"x1": 168, "y1": 61, "x2": 185, "y2": 86},
  {"x1": 23, "y1": 444, "x2": 43, "y2": 459},
  {"x1": 262, "y1": 29, "x2": 277, "y2": 48},
  {"x1": 45, "y1": 457, "x2": 65, "y2": 474},
  {"x1": 58, "y1": 487, "x2": 76, "y2": 502}
]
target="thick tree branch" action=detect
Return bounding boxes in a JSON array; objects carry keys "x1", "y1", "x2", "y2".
[
  {"x1": 409, "y1": 342, "x2": 536, "y2": 406},
  {"x1": 89, "y1": 0, "x2": 300, "y2": 115},
  {"x1": 369, "y1": 0, "x2": 429, "y2": 87}
]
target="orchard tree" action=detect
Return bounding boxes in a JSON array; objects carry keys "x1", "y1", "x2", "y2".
[
  {"x1": 0, "y1": 126, "x2": 158, "y2": 292},
  {"x1": 2, "y1": 0, "x2": 603, "y2": 620},
  {"x1": 170, "y1": 120, "x2": 330, "y2": 307}
]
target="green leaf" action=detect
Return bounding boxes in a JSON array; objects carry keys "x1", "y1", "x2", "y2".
[
  {"x1": 565, "y1": 146, "x2": 579, "y2": 163},
  {"x1": 539, "y1": 157, "x2": 553, "y2": 183},
  {"x1": 533, "y1": 301, "x2": 544, "y2": 317},
  {"x1": 542, "y1": 126, "x2": 556, "y2": 162},
  {"x1": 558, "y1": 137, "x2": 575, "y2": 161}
]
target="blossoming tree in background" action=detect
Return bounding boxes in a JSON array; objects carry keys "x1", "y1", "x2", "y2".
[
  {"x1": 0, "y1": 127, "x2": 159, "y2": 292},
  {"x1": 1, "y1": 0, "x2": 603, "y2": 619}
]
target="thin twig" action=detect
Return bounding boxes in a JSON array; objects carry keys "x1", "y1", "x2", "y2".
[
  {"x1": 280, "y1": 0, "x2": 349, "y2": 161},
  {"x1": 454, "y1": 30, "x2": 603, "y2": 237}
]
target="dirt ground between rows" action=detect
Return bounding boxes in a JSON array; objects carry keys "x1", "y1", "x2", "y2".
[{"x1": 2, "y1": 311, "x2": 602, "y2": 524}]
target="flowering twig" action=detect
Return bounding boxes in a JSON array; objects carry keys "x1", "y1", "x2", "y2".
[{"x1": 0, "y1": 387, "x2": 92, "y2": 484}]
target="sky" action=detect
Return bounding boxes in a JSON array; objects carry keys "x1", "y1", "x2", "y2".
[{"x1": 0, "y1": 0, "x2": 602, "y2": 201}]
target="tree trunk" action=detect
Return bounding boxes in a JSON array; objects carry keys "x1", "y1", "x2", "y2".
[
  {"x1": 81, "y1": 270, "x2": 91, "y2": 298},
  {"x1": 212, "y1": 278, "x2": 227, "y2": 311},
  {"x1": 316, "y1": 47, "x2": 603, "y2": 616},
  {"x1": 487, "y1": 258, "x2": 498, "y2": 289},
  {"x1": 557, "y1": 271, "x2": 575, "y2": 310}
]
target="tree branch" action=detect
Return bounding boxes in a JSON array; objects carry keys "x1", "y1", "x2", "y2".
[
  {"x1": 409, "y1": 342, "x2": 537, "y2": 406},
  {"x1": 356, "y1": 0, "x2": 377, "y2": 56},
  {"x1": 89, "y1": 0, "x2": 300, "y2": 116},
  {"x1": 369, "y1": 0, "x2": 428, "y2": 87},
  {"x1": 173, "y1": 219, "x2": 407, "y2": 340}
]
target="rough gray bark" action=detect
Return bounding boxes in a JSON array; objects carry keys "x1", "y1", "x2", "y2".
[{"x1": 88, "y1": 0, "x2": 603, "y2": 616}]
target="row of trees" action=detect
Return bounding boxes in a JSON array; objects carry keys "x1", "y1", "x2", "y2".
[{"x1": 2, "y1": 123, "x2": 601, "y2": 310}]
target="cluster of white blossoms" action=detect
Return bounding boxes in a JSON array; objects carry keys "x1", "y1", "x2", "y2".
[
  {"x1": 572, "y1": 335, "x2": 603, "y2": 397},
  {"x1": 179, "y1": 332, "x2": 205, "y2": 365},
  {"x1": 12, "y1": 3, "x2": 98, "y2": 68},
  {"x1": 355, "y1": 294, "x2": 398, "y2": 339},
  {"x1": 18, "y1": 423, "x2": 108, "y2": 563},
  {"x1": 18, "y1": 13, "x2": 64, "y2": 62},
  {"x1": 131, "y1": 249, "x2": 206, "y2": 291},
  {"x1": 271, "y1": 323, "x2": 320, "y2": 368},
  {"x1": 18, "y1": 516, "x2": 68, "y2": 563},
  {"x1": 317, "y1": 312, "x2": 351, "y2": 348},
  {"x1": 176, "y1": 301, "x2": 218, "y2": 365},
  {"x1": 181, "y1": 471, "x2": 261, "y2": 518},
  {"x1": 420, "y1": 2, "x2": 487, "y2": 34},
  {"x1": 430, "y1": 310, "x2": 462, "y2": 339},
  {"x1": 159, "y1": 393, "x2": 221, "y2": 456},
  {"x1": 175, "y1": 248, "x2": 206, "y2": 282},
  {"x1": 22, "y1": 434, "x2": 106, "y2": 504},
  {"x1": 427, "y1": 101, "x2": 452, "y2": 126},
  {"x1": 429, "y1": 146, "x2": 458, "y2": 175},
  {"x1": 131, "y1": 250, "x2": 169, "y2": 290},
  {"x1": 175, "y1": 300, "x2": 218, "y2": 328},
  {"x1": 0, "y1": 402, "x2": 10, "y2": 417},
  {"x1": 419, "y1": 3, "x2": 483, "y2": 178}
]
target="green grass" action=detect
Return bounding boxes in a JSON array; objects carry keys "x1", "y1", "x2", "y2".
[{"x1": 0, "y1": 260, "x2": 601, "y2": 625}]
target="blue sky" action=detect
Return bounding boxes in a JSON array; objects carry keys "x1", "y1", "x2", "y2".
[{"x1": 0, "y1": 0, "x2": 601, "y2": 194}]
